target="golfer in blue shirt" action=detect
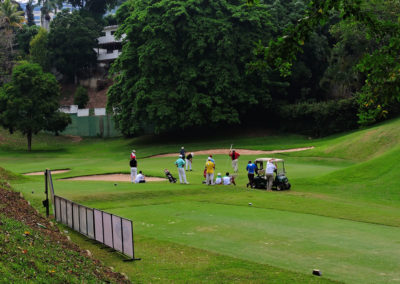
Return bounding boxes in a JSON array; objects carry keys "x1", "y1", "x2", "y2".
[
  {"x1": 175, "y1": 155, "x2": 188, "y2": 184},
  {"x1": 246, "y1": 160, "x2": 257, "y2": 188}
]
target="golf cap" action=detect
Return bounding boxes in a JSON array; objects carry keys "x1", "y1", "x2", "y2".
[
  {"x1": 181, "y1": 146, "x2": 184, "y2": 149},
  {"x1": 218, "y1": 173, "x2": 221, "y2": 175},
  {"x1": 207, "y1": 157, "x2": 211, "y2": 160},
  {"x1": 179, "y1": 154, "x2": 183, "y2": 158},
  {"x1": 132, "y1": 149, "x2": 136, "y2": 152}
]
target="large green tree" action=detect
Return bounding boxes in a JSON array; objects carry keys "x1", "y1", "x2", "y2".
[
  {"x1": 253, "y1": 0, "x2": 400, "y2": 125},
  {"x1": 0, "y1": 62, "x2": 70, "y2": 151},
  {"x1": 30, "y1": 28, "x2": 50, "y2": 71},
  {"x1": 47, "y1": 10, "x2": 100, "y2": 83},
  {"x1": 108, "y1": 0, "x2": 275, "y2": 135}
]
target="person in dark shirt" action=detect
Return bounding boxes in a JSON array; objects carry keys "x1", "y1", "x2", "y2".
[
  {"x1": 180, "y1": 146, "x2": 186, "y2": 160},
  {"x1": 186, "y1": 152, "x2": 193, "y2": 171}
]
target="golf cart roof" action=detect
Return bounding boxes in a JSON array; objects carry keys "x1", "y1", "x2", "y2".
[{"x1": 255, "y1": 158, "x2": 284, "y2": 162}]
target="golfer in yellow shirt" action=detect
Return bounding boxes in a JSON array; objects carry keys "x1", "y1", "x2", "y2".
[{"x1": 205, "y1": 157, "x2": 215, "y2": 185}]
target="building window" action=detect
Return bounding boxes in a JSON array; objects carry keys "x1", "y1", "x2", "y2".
[
  {"x1": 100, "y1": 31, "x2": 106, "y2": 36},
  {"x1": 107, "y1": 49, "x2": 114, "y2": 54},
  {"x1": 111, "y1": 31, "x2": 116, "y2": 35}
]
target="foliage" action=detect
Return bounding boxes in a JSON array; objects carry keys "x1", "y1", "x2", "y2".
[
  {"x1": 74, "y1": 85, "x2": 89, "y2": 108},
  {"x1": 47, "y1": 10, "x2": 100, "y2": 83},
  {"x1": 277, "y1": 97, "x2": 358, "y2": 137},
  {"x1": 108, "y1": 0, "x2": 276, "y2": 135},
  {"x1": 15, "y1": 24, "x2": 39, "y2": 56},
  {"x1": 0, "y1": 215, "x2": 121, "y2": 283},
  {"x1": 0, "y1": 62, "x2": 69, "y2": 151},
  {"x1": 25, "y1": 0, "x2": 37, "y2": 26},
  {"x1": 67, "y1": 0, "x2": 118, "y2": 16},
  {"x1": 0, "y1": 0, "x2": 25, "y2": 30},
  {"x1": 253, "y1": 0, "x2": 400, "y2": 125},
  {"x1": 29, "y1": 28, "x2": 50, "y2": 71}
]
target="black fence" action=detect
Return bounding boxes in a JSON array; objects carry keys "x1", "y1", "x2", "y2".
[{"x1": 46, "y1": 170, "x2": 139, "y2": 260}]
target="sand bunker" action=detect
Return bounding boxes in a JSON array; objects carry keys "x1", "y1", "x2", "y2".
[
  {"x1": 24, "y1": 169, "x2": 70, "y2": 176},
  {"x1": 150, "y1": 147, "x2": 314, "y2": 158},
  {"x1": 64, "y1": 174, "x2": 166, "y2": 182}
]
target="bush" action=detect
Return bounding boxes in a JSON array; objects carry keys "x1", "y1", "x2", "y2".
[
  {"x1": 74, "y1": 86, "x2": 89, "y2": 108},
  {"x1": 277, "y1": 98, "x2": 359, "y2": 137}
]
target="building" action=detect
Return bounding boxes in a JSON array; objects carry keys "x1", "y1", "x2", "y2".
[{"x1": 96, "y1": 25, "x2": 123, "y2": 66}]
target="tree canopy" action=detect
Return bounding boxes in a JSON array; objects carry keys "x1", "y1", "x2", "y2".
[
  {"x1": 47, "y1": 10, "x2": 101, "y2": 83},
  {"x1": 253, "y1": 0, "x2": 400, "y2": 125},
  {"x1": 108, "y1": 0, "x2": 277, "y2": 135},
  {"x1": 0, "y1": 62, "x2": 70, "y2": 151}
]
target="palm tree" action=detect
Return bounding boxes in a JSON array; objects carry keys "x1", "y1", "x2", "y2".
[
  {"x1": 25, "y1": 0, "x2": 38, "y2": 26},
  {"x1": 38, "y1": 0, "x2": 63, "y2": 30},
  {"x1": 0, "y1": 0, "x2": 26, "y2": 30}
]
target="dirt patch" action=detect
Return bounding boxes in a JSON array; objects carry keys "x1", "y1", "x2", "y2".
[
  {"x1": 150, "y1": 147, "x2": 314, "y2": 158},
  {"x1": 65, "y1": 135, "x2": 83, "y2": 143},
  {"x1": 0, "y1": 185, "x2": 129, "y2": 283},
  {"x1": 24, "y1": 170, "x2": 70, "y2": 176},
  {"x1": 63, "y1": 174, "x2": 166, "y2": 182}
]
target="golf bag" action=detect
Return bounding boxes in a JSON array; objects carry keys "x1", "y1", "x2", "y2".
[{"x1": 165, "y1": 170, "x2": 177, "y2": 183}]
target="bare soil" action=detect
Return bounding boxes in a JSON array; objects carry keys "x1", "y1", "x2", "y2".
[
  {"x1": 150, "y1": 147, "x2": 314, "y2": 158},
  {"x1": 0, "y1": 184, "x2": 130, "y2": 283},
  {"x1": 64, "y1": 174, "x2": 166, "y2": 182}
]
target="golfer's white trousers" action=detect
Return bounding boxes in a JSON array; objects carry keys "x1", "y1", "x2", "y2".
[
  {"x1": 232, "y1": 159, "x2": 239, "y2": 172},
  {"x1": 186, "y1": 159, "x2": 192, "y2": 170},
  {"x1": 178, "y1": 168, "x2": 187, "y2": 183},
  {"x1": 130, "y1": 167, "x2": 137, "y2": 183},
  {"x1": 206, "y1": 173, "x2": 214, "y2": 185}
]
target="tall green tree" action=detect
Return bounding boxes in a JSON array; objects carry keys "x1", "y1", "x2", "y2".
[
  {"x1": 47, "y1": 10, "x2": 100, "y2": 83},
  {"x1": 0, "y1": 0, "x2": 25, "y2": 84},
  {"x1": 30, "y1": 28, "x2": 50, "y2": 71},
  {"x1": 25, "y1": 0, "x2": 37, "y2": 26},
  {"x1": 15, "y1": 24, "x2": 39, "y2": 55},
  {"x1": 108, "y1": 0, "x2": 275, "y2": 135},
  {"x1": 252, "y1": 0, "x2": 400, "y2": 125},
  {"x1": 0, "y1": 62, "x2": 70, "y2": 151}
]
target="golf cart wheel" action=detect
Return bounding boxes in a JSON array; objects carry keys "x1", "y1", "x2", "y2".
[
  {"x1": 285, "y1": 182, "x2": 291, "y2": 190},
  {"x1": 276, "y1": 184, "x2": 283, "y2": 191}
]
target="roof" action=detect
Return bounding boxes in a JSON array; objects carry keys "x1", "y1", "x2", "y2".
[{"x1": 255, "y1": 158, "x2": 284, "y2": 162}]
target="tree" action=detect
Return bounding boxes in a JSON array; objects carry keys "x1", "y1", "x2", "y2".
[
  {"x1": 47, "y1": 10, "x2": 100, "y2": 83},
  {"x1": 252, "y1": 0, "x2": 400, "y2": 125},
  {"x1": 30, "y1": 28, "x2": 50, "y2": 71},
  {"x1": 15, "y1": 24, "x2": 39, "y2": 55},
  {"x1": 37, "y1": 0, "x2": 63, "y2": 30},
  {"x1": 0, "y1": 62, "x2": 70, "y2": 151},
  {"x1": 74, "y1": 85, "x2": 89, "y2": 108},
  {"x1": 25, "y1": 0, "x2": 37, "y2": 26},
  {"x1": 108, "y1": 0, "x2": 276, "y2": 135},
  {"x1": 0, "y1": 0, "x2": 25, "y2": 84}
]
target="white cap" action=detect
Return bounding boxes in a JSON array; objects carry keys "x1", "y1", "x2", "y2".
[
  {"x1": 181, "y1": 146, "x2": 184, "y2": 149},
  {"x1": 207, "y1": 157, "x2": 211, "y2": 160},
  {"x1": 217, "y1": 173, "x2": 221, "y2": 175},
  {"x1": 132, "y1": 149, "x2": 136, "y2": 152},
  {"x1": 179, "y1": 154, "x2": 183, "y2": 158}
]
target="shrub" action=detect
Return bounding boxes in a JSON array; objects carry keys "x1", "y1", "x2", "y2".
[
  {"x1": 74, "y1": 86, "x2": 89, "y2": 108},
  {"x1": 277, "y1": 98, "x2": 359, "y2": 137}
]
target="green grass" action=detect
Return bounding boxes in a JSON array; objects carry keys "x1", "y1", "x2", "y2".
[
  {"x1": 0, "y1": 215, "x2": 118, "y2": 283},
  {"x1": 2, "y1": 117, "x2": 400, "y2": 283}
]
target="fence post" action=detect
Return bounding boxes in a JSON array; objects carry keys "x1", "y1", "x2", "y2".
[{"x1": 43, "y1": 169, "x2": 50, "y2": 217}]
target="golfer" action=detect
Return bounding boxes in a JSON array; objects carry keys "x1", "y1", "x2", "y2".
[
  {"x1": 135, "y1": 171, "x2": 146, "y2": 183},
  {"x1": 246, "y1": 160, "x2": 257, "y2": 188},
  {"x1": 229, "y1": 149, "x2": 240, "y2": 173},
  {"x1": 186, "y1": 152, "x2": 193, "y2": 171},
  {"x1": 130, "y1": 149, "x2": 136, "y2": 159},
  {"x1": 129, "y1": 157, "x2": 137, "y2": 183},
  {"x1": 205, "y1": 157, "x2": 215, "y2": 185},
  {"x1": 266, "y1": 160, "x2": 276, "y2": 190},
  {"x1": 215, "y1": 173, "x2": 222, "y2": 185},
  {"x1": 175, "y1": 155, "x2": 188, "y2": 184},
  {"x1": 180, "y1": 146, "x2": 186, "y2": 160}
]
